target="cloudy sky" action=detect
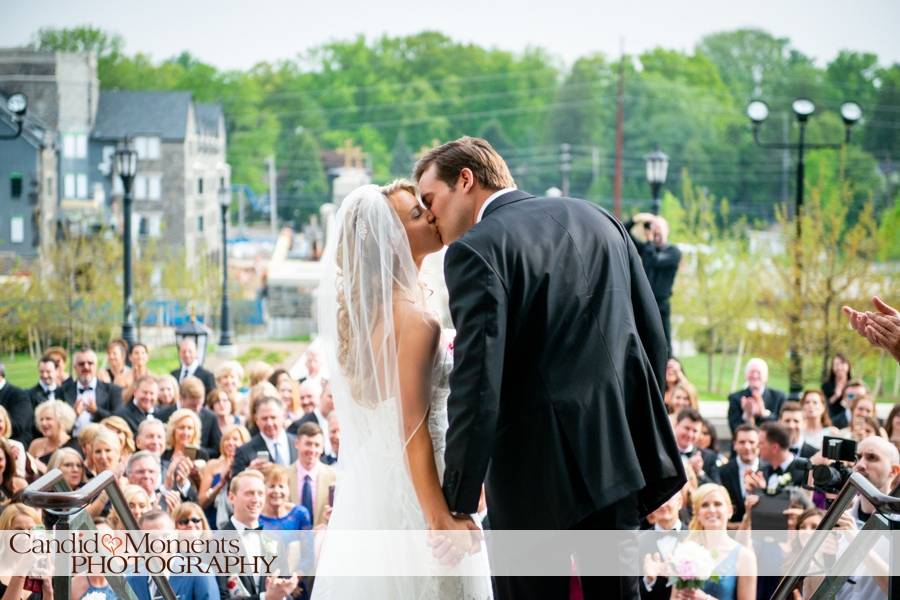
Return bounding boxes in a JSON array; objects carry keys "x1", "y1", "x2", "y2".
[{"x1": 2, "y1": 0, "x2": 898, "y2": 69}]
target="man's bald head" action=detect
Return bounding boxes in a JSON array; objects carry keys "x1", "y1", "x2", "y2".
[
  {"x1": 855, "y1": 436, "x2": 900, "y2": 494},
  {"x1": 858, "y1": 436, "x2": 900, "y2": 466}
]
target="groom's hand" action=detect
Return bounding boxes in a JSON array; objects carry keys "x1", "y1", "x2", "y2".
[{"x1": 427, "y1": 514, "x2": 482, "y2": 566}]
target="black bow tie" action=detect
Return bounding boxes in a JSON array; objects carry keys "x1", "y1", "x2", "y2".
[
  {"x1": 789, "y1": 446, "x2": 801, "y2": 455},
  {"x1": 772, "y1": 467, "x2": 785, "y2": 476},
  {"x1": 78, "y1": 387, "x2": 93, "y2": 394},
  {"x1": 680, "y1": 449, "x2": 695, "y2": 458}
]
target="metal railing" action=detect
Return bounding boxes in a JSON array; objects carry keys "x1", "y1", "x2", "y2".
[
  {"x1": 23, "y1": 469, "x2": 176, "y2": 600},
  {"x1": 772, "y1": 472, "x2": 900, "y2": 600}
]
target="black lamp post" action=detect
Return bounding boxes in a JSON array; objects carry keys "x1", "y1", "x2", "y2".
[
  {"x1": 0, "y1": 93, "x2": 28, "y2": 140},
  {"x1": 218, "y1": 183, "x2": 235, "y2": 352},
  {"x1": 644, "y1": 147, "x2": 669, "y2": 215},
  {"x1": 747, "y1": 98, "x2": 862, "y2": 397},
  {"x1": 114, "y1": 138, "x2": 139, "y2": 346}
]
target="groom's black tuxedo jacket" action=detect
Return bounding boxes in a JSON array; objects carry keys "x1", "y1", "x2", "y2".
[{"x1": 441, "y1": 190, "x2": 686, "y2": 530}]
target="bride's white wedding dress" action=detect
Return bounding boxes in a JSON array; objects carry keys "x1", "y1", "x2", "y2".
[{"x1": 311, "y1": 184, "x2": 492, "y2": 600}]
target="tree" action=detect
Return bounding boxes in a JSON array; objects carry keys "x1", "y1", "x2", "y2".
[{"x1": 390, "y1": 131, "x2": 413, "y2": 178}]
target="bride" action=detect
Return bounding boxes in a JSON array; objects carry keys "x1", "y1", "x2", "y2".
[{"x1": 312, "y1": 182, "x2": 493, "y2": 599}]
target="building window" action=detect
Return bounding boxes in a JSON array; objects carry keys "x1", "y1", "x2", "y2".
[
  {"x1": 46, "y1": 176, "x2": 54, "y2": 199},
  {"x1": 134, "y1": 136, "x2": 161, "y2": 160},
  {"x1": 10, "y1": 172, "x2": 22, "y2": 198},
  {"x1": 63, "y1": 134, "x2": 87, "y2": 158},
  {"x1": 197, "y1": 178, "x2": 204, "y2": 195},
  {"x1": 139, "y1": 216, "x2": 149, "y2": 237},
  {"x1": 76, "y1": 174, "x2": 88, "y2": 198},
  {"x1": 197, "y1": 215, "x2": 204, "y2": 232},
  {"x1": 134, "y1": 175, "x2": 148, "y2": 200},
  {"x1": 148, "y1": 175, "x2": 161, "y2": 200},
  {"x1": 10, "y1": 217, "x2": 24, "y2": 243},
  {"x1": 64, "y1": 174, "x2": 76, "y2": 197}
]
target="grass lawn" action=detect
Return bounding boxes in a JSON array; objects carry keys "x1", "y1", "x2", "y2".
[{"x1": 680, "y1": 352, "x2": 900, "y2": 404}]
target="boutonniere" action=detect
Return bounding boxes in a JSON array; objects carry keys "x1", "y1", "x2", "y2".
[
  {"x1": 767, "y1": 472, "x2": 793, "y2": 495},
  {"x1": 225, "y1": 575, "x2": 249, "y2": 598}
]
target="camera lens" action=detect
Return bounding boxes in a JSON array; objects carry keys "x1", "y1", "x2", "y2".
[{"x1": 812, "y1": 465, "x2": 843, "y2": 489}]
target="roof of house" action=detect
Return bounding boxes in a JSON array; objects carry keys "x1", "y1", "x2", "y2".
[
  {"x1": 92, "y1": 90, "x2": 192, "y2": 141},
  {"x1": 194, "y1": 102, "x2": 223, "y2": 136}
]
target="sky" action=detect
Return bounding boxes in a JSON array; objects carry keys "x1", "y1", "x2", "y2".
[{"x1": 2, "y1": 0, "x2": 899, "y2": 70}]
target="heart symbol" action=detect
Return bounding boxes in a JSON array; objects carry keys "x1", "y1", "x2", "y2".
[{"x1": 100, "y1": 532, "x2": 123, "y2": 555}]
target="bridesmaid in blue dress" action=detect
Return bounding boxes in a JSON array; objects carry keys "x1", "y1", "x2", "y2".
[{"x1": 672, "y1": 484, "x2": 757, "y2": 600}]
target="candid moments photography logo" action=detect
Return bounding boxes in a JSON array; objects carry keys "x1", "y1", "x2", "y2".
[{"x1": 3, "y1": 530, "x2": 282, "y2": 576}]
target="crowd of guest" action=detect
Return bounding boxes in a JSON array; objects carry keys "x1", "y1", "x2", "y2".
[
  {"x1": 0, "y1": 340, "x2": 338, "y2": 598},
  {"x1": 644, "y1": 351, "x2": 899, "y2": 600}
]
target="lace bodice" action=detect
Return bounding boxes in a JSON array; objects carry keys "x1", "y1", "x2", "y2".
[{"x1": 428, "y1": 346, "x2": 453, "y2": 481}]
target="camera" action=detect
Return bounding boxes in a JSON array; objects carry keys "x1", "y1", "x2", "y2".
[{"x1": 809, "y1": 436, "x2": 857, "y2": 495}]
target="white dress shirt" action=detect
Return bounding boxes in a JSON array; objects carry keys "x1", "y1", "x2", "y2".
[
  {"x1": 261, "y1": 431, "x2": 290, "y2": 466},
  {"x1": 475, "y1": 187, "x2": 517, "y2": 223}
]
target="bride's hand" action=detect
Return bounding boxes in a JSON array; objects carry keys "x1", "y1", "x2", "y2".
[{"x1": 427, "y1": 514, "x2": 482, "y2": 566}]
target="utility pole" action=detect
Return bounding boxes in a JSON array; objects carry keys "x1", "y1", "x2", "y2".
[
  {"x1": 559, "y1": 143, "x2": 571, "y2": 196},
  {"x1": 613, "y1": 39, "x2": 625, "y2": 219},
  {"x1": 266, "y1": 155, "x2": 277, "y2": 238}
]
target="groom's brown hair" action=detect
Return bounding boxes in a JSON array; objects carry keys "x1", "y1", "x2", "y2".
[{"x1": 414, "y1": 136, "x2": 515, "y2": 191}]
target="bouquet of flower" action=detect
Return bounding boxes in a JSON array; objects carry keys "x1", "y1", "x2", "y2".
[{"x1": 668, "y1": 541, "x2": 717, "y2": 590}]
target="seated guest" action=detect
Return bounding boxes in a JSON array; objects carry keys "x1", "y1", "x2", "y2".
[
  {"x1": 157, "y1": 374, "x2": 180, "y2": 407},
  {"x1": 697, "y1": 417, "x2": 727, "y2": 468},
  {"x1": 640, "y1": 491, "x2": 685, "y2": 600},
  {"x1": 217, "y1": 470, "x2": 302, "y2": 600},
  {"x1": 77, "y1": 423, "x2": 102, "y2": 475},
  {"x1": 0, "y1": 407, "x2": 28, "y2": 479},
  {"x1": 801, "y1": 390, "x2": 838, "y2": 449},
  {"x1": 0, "y1": 504, "x2": 54, "y2": 599},
  {"x1": 108, "y1": 484, "x2": 153, "y2": 529},
  {"x1": 287, "y1": 422, "x2": 337, "y2": 528},
  {"x1": 664, "y1": 357, "x2": 697, "y2": 409},
  {"x1": 173, "y1": 501, "x2": 210, "y2": 531},
  {"x1": 667, "y1": 383, "x2": 698, "y2": 424},
  {"x1": 47, "y1": 447, "x2": 86, "y2": 490},
  {"x1": 26, "y1": 356, "x2": 61, "y2": 446},
  {"x1": 123, "y1": 343, "x2": 152, "y2": 401},
  {"x1": 672, "y1": 409, "x2": 721, "y2": 485},
  {"x1": 260, "y1": 464, "x2": 312, "y2": 530},
  {"x1": 779, "y1": 401, "x2": 818, "y2": 458},
  {"x1": 101, "y1": 415, "x2": 137, "y2": 464},
  {"x1": 215, "y1": 360, "x2": 246, "y2": 421},
  {"x1": 135, "y1": 419, "x2": 166, "y2": 458},
  {"x1": 179, "y1": 376, "x2": 221, "y2": 459},
  {"x1": 246, "y1": 360, "x2": 275, "y2": 388},
  {"x1": 852, "y1": 415, "x2": 885, "y2": 441},
  {"x1": 161, "y1": 409, "x2": 204, "y2": 503},
  {"x1": 279, "y1": 377, "x2": 304, "y2": 423},
  {"x1": 98, "y1": 338, "x2": 131, "y2": 388},
  {"x1": 325, "y1": 411, "x2": 340, "y2": 465},
  {"x1": 245, "y1": 382, "x2": 279, "y2": 434},
  {"x1": 207, "y1": 388, "x2": 240, "y2": 432},
  {"x1": 719, "y1": 425, "x2": 760, "y2": 526},
  {"x1": 834, "y1": 379, "x2": 868, "y2": 431},
  {"x1": 759, "y1": 422, "x2": 810, "y2": 493},
  {"x1": 28, "y1": 399, "x2": 79, "y2": 465},
  {"x1": 172, "y1": 338, "x2": 215, "y2": 396},
  {"x1": 61, "y1": 348, "x2": 123, "y2": 433},
  {"x1": 44, "y1": 345, "x2": 71, "y2": 387},
  {"x1": 115, "y1": 375, "x2": 174, "y2": 434},
  {"x1": 71, "y1": 519, "x2": 116, "y2": 599},
  {"x1": 727, "y1": 357, "x2": 786, "y2": 433},
  {"x1": 128, "y1": 510, "x2": 220, "y2": 599},
  {"x1": 125, "y1": 451, "x2": 181, "y2": 513},
  {"x1": 288, "y1": 379, "x2": 334, "y2": 457},
  {"x1": 0, "y1": 362, "x2": 29, "y2": 447},
  {"x1": 0, "y1": 441, "x2": 26, "y2": 505},
  {"x1": 200, "y1": 424, "x2": 250, "y2": 530},
  {"x1": 232, "y1": 396, "x2": 297, "y2": 476},
  {"x1": 320, "y1": 380, "x2": 334, "y2": 417},
  {"x1": 268, "y1": 368, "x2": 292, "y2": 389},
  {"x1": 885, "y1": 404, "x2": 900, "y2": 452}
]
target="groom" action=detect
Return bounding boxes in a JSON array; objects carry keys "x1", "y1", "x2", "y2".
[{"x1": 415, "y1": 137, "x2": 686, "y2": 600}]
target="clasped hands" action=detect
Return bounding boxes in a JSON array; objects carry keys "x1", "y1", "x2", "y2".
[{"x1": 427, "y1": 512, "x2": 483, "y2": 567}]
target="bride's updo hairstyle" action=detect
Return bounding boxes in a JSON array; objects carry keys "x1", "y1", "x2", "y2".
[{"x1": 380, "y1": 178, "x2": 417, "y2": 206}]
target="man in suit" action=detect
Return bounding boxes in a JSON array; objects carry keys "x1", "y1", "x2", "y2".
[
  {"x1": 720, "y1": 424, "x2": 761, "y2": 525},
  {"x1": 779, "y1": 401, "x2": 818, "y2": 459},
  {"x1": 759, "y1": 422, "x2": 808, "y2": 492},
  {"x1": 44, "y1": 346, "x2": 72, "y2": 387},
  {"x1": 60, "y1": 348, "x2": 123, "y2": 435},
  {"x1": 232, "y1": 396, "x2": 297, "y2": 476},
  {"x1": 672, "y1": 408, "x2": 721, "y2": 485},
  {"x1": 171, "y1": 338, "x2": 215, "y2": 396},
  {"x1": 415, "y1": 137, "x2": 685, "y2": 600},
  {"x1": 178, "y1": 376, "x2": 221, "y2": 458},
  {"x1": 217, "y1": 470, "x2": 301, "y2": 600},
  {"x1": 287, "y1": 379, "x2": 334, "y2": 459},
  {"x1": 115, "y1": 375, "x2": 175, "y2": 435},
  {"x1": 127, "y1": 510, "x2": 219, "y2": 599},
  {"x1": 727, "y1": 358, "x2": 787, "y2": 434},
  {"x1": 25, "y1": 356, "x2": 61, "y2": 446},
  {"x1": 287, "y1": 422, "x2": 336, "y2": 528},
  {"x1": 640, "y1": 491, "x2": 686, "y2": 600},
  {"x1": 0, "y1": 362, "x2": 30, "y2": 446}
]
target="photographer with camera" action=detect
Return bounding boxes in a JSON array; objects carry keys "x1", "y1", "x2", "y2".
[{"x1": 802, "y1": 436, "x2": 899, "y2": 599}]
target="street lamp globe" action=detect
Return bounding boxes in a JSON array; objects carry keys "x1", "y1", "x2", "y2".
[
  {"x1": 792, "y1": 98, "x2": 816, "y2": 121},
  {"x1": 840, "y1": 101, "x2": 863, "y2": 125},
  {"x1": 115, "y1": 139, "x2": 138, "y2": 180},
  {"x1": 746, "y1": 100, "x2": 769, "y2": 124},
  {"x1": 644, "y1": 148, "x2": 669, "y2": 185},
  {"x1": 219, "y1": 184, "x2": 230, "y2": 209},
  {"x1": 6, "y1": 93, "x2": 27, "y2": 118}
]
